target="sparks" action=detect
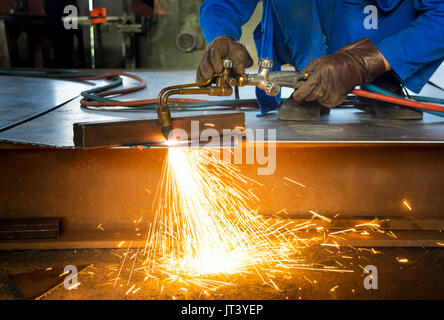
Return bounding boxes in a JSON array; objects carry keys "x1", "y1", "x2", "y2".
[
  {"x1": 402, "y1": 200, "x2": 412, "y2": 212},
  {"x1": 114, "y1": 148, "x2": 388, "y2": 295},
  {"x1": 330, "y1": 285, "x2": 339, "y2": 292},
  {"x1": 67, "y1": 282, "x2": 81, "y2": 290},
  {"x1": 308, "y1": 210, "x2": 331, "y2": 223},
  {"x1": 143, "y1": 148, "x2": 307, "y2": 278},
  {"x1": 329, "y1": 228, "x2": 356, "y2": 235},
  {"x1": 283, "y1": 177, "x2": 306, "y2": 188}
]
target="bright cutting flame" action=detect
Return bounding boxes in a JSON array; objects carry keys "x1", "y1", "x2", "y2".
[{"x1": 143, "y1": 148, "x2": 306, "y2": 277}]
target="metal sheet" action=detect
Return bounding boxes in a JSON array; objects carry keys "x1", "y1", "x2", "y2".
[
  {"x1": 0, "y1": 75, "x2": 93, "y2": 131},
  {"x1": 0, "y1": 71, "x2": 443, "y2": 147}
]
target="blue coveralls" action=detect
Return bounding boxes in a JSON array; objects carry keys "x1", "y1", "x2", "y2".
[{"x1": 199, "y1": 0, "x2": 444, "y2": 115}]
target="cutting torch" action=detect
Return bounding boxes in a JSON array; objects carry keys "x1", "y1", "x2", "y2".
[{"x1": 156, "y1": 58, "x2": 308, "y2": 140}]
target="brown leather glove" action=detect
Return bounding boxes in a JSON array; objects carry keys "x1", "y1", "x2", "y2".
[
  {"x1": 293, "y1": 38, "x2": 387, "y2": 108},
  {"x1": 196, "y1": 36, "x2": 253, "y2": 83}
]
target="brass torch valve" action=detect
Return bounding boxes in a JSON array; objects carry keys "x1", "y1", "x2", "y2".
[
  {"x1": 156, "y1": 58, "x2": 308, "y2": 140},
  {"x1": 227, "y1": 58, "x2": 309, "y2": 96}
]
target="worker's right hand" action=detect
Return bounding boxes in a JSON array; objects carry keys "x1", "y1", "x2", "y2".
[
  {"x1": 196, "y1": 36, "x2": 253, "y2": 83},
  {"x1": 293, "y1": 38, "x2": 387, "y2": 108}
]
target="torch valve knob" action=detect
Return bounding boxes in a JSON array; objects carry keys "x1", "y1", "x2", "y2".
[
  {"x1": 259, "y1": 58, "x2": 274, "y2": 70},
  {"x1": 223, "y1": 59, "x2": 234, "y2": 69}
]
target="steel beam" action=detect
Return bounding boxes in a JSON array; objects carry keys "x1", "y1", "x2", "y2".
[
  {"x1": 73, "y1": 112, "x2": 245, "y2": 147},
  {"x1": 0, "y1": 143, "x2": 443, "y2": 242}
]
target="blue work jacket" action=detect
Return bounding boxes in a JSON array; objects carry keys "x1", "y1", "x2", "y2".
[{"x1": 199, "y1": 0, "x2": 444, "y2": 115}]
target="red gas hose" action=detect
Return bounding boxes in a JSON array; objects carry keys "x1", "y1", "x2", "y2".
[
  {"x1": 352, "y1": 89, "x2": 444, "y2": 113},
  {"x1": 77, "y1": 72, "x2": 258, "y2": 108}
]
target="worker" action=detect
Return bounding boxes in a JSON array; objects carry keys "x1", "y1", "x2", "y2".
[{"x1": 196, "y1": 0, "x2": 444, "y2": 120}]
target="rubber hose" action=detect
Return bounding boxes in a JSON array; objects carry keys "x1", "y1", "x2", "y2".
[
  {"x1": 352, "y1": 89, "x2": 444, "y2": 113},
  {"x1": 362, "y1": 84, "x2": 444, "y2": 117}
]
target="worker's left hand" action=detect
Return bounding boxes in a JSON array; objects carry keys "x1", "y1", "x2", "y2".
[
  {"x1": 293, "y1": 38, "x2": 388, "y2": 108},
  {"x1": 196, "y1": 36, "x2": 253, "y2": 83}
]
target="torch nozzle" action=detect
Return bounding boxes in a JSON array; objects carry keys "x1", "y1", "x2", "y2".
[
  {"x1": 157, "y1": 103, "x2": 173, "y2": 141},
  {"x1": 161, "y1": 125, "x2": 173, "y2": 141}
]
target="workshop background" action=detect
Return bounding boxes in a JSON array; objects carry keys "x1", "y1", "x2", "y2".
[
  {"x1": 0, "y1": 0, "x2": 262, "y2": 70},
  {"x1": 2, "y1": 0, "x2": 442, "y2": 86}
]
